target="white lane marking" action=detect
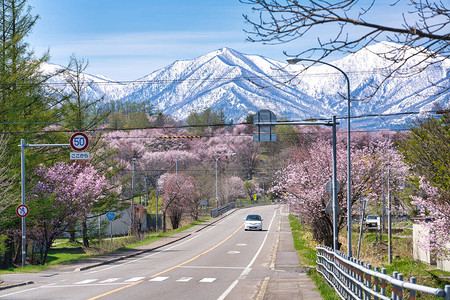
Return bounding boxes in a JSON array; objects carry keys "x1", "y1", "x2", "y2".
[
  {"x1": 217, "y1": 208, "x2": 278, "y2": 300},
  {"x1": 227, "y1": 250, "x2": 240, "y2": 254},
  {"x1": 75, "y1": 279, "x2": 98, "y2": 284},
  {"x1": 0, "y1": 286, "x2": 43, "y2": 298},
  {"x1": 176, "y1": 277, "x2": 193, "y2": 282},
  {"x1": 236, "y1": 243, "x2": 247, "y2": 246},
  {"x1": 99, "y1": 278, "x2": 120, "y2": 283},
  {"x1": 124, "y1": 277, "x2": 145, "y2": 282},
  {"x1": 199, "y1": 278, "x2": 216, "y2": 283},
  {"x1": 149, "y1": 276, "x2": 169, "y2": 282}
]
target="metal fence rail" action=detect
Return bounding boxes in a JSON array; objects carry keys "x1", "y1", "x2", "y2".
[
  {"x1": 316, "y1": 246, "x2": 450, "y2": 299},
  {"x1": 210, "y1": 202, "x2": 235, "y2": 218}
]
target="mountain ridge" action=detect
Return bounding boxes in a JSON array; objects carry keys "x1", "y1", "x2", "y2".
[{"x1": 43, "y1": 42, "x2": 449, "y2": 129}]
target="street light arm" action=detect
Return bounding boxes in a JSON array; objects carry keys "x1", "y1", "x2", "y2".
[
  {"x1": 287, "y1": 57, "x2": 353, "y2": 257},
  {"x1": 287, "y1": 58, "x2": 350, "y2": 94}
]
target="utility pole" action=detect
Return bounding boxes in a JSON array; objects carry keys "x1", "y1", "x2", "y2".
[
  {"x1": 387, "y1": 166, "x2": 392, "y2": 264},
  {"x1": 131, "y1": 158, "x2": 136, "y2": 234},
  {"x1": 156, "y1": 172, "x2": 160, "y2": 232}
]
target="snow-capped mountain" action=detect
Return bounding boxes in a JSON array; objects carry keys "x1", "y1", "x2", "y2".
[{"x1": 45, "y1": 42, "x2": 449, "y2": 130}]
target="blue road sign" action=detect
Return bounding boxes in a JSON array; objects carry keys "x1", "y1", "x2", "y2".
[{"x1": 106, "y1": 212, "x2": 115, "y2": 222}]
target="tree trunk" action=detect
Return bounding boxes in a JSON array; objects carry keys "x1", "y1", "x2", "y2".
[
  {"x1": 82, "y1": 220, "x2": 89, "y2": 247},
  {"x1": 162, "y1": 211, "x2": 166, "y2": 232},
  {"x1": 68, "y1": 223, "x2": 76, "y2": 243}
]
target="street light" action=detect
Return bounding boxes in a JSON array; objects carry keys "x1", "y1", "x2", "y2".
[
  {"x1": 287, "y1": 58, "x2": 353, "y2": 257},
  {"x1": 215, "y1": 153, "x2": 235, "y2": 209}
]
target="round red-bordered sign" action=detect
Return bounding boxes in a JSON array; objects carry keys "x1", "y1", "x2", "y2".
[
  {"x1": 16, "y1": 204, "x2": 29, "y2": 218},
  {"x1": 70, "y1": 132, "x2": 89, "y2": 151}
]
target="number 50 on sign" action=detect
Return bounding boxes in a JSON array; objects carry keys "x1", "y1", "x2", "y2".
[{"x1": 70, "y1": 132, "x2": 89, "y2": 151}]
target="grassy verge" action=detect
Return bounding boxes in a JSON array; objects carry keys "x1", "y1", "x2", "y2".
[
  {"x1": 0, "y1": 217, "x2": 210, "y2": 275},
  {"x1": 288, "y1": 215, "x2": 450, "y2": 299},
  {"x1": 288, "y1": 215, "x2": 339, "y2": 300}
]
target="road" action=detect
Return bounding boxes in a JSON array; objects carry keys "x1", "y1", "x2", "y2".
[{"x1": 0, "y1": 204, "x2": 310, "y2": 300}]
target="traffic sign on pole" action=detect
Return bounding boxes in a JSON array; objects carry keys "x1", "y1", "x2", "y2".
[
  {"x1": 106, "y1": 212, "x2": 115, "y2": 222},
  {"x1": 70, "y1": 132, "x2": 89, "y2": 151},
  {"x1": 16, "y1": 204, "x2": 29, "y2": 218}
]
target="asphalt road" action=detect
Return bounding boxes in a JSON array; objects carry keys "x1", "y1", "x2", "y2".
[{"x1": 0, "y1": 204, "x2": 312, "y2": 300}]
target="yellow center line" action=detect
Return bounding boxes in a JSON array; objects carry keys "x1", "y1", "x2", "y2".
[
  {"x1": 89, "y1": 223, "x2": 244, "y2": 299},
  {"x1": 88, "y1": 280, "x2": 144, "y2": 300}
]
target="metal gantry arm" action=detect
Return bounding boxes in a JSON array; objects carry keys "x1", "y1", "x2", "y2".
[
  {"x1": 19, "y1": 140, "x2": 71, "y2": 267},
  {"x1": 255, "y1": 117, "x2": 340, "y2": 251}
]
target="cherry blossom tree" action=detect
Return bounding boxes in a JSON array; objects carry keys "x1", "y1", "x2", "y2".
[
  {"x1": 221, "y1": 176, "x2": 245, "y2": 204},
  {"x1": 27, "y1": 162, "x2": 107, "y2": 264},
  {"x1": 411, "y1": 178, "x2": 450, "y2": 259},
  {"x1": 271, "y1": 132, "x2": 408, "y2": 247},
  {"x1": 158, "y1": 173, "x2": 198, "y2": 231}
]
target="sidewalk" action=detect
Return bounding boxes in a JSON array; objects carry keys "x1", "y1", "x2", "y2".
[{"x1": 257, "y1": 211, "x2": 323, "y2": 300}]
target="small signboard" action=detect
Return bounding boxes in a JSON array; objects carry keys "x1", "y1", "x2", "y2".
[
  {"x1": 70, "y1": 152, "x2": 90, "y2": 160},
  {"x1": 202, "y1": 201, "x2": 208, "y2": 206},
  {"x1": 16, "y1": 204, "x2": 29, "y2": 218},
  {"x1": 254, "y1": 109, "x2": 277, "y2": 132},
  {"x1": 70, "y1": 132, "x2": 89, "y2": 151},
  {"x1": 325, "y1": 200, "x2": 341, "y2": 215},
  {"x1": 106, "y1": 212, "x2": 116, "y2": 222},
  {"x1": 325, "y1": 180, "x2": 341, "y2": 195},
  {"x1": 253, "y1": 109, "x2": 277, "y2": 142}
]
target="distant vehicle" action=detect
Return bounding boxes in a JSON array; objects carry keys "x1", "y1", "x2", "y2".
[
  {"x1": 244, "y1": 214, "x2": 263, "y2": 231},
  {"x1": 365, "y1": 215, "x2": 379, "y2": 228}
]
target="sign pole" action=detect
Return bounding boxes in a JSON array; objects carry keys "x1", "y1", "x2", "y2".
[
  {"x1": 18, "y1": 139, "x2": 73, "y2": 267},
  {"x1": 110, "y1": 220, "x2": 113, "y2": 250},
  {"x1": 20, "y1": 139, "x2": 26, "y2": 267}
]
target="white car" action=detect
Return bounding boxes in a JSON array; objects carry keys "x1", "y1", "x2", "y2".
[
  {"x1": 365, "y1": 215, "x2": 379, "y2": 228},
  {"x1": 244, "y1": 214, "x2": 263, "y2": 231}
]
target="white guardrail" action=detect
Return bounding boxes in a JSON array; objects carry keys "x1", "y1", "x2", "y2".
[{"x1": 316, "y1": 246, "x2": 450, "y2": 300}]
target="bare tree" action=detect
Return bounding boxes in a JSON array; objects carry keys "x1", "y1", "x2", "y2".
[{"x1": 241, "y1": 0, "x2": 449, "y2": 96}]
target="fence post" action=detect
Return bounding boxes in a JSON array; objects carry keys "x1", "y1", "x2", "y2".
[
  {"x1": 351, "y1": 258, "x2": 358, "y2": 297},
  {"x1": 374, "y1": 266, "x2": 380, "y2": 300},
  {"x1": 409, "y1": 277, "x2": 416, "y2": 300},
  {"x1": 392, "y1": 271, "x2": 398, "y2": 300},
  {"x1": 358, "y1": 260, "x2": 363, "y2": 299},
  {"x1": 398, "y1": 273, "x2": 403, "y2": 300},
  {"x1": 366, "y1": 263, "x2": 372, "y2": 300},
  {"x1": 381, "y1": 268, "x2": 387, "y2": 296},
  {"x1": 444, "y1": 285, "x2": 450, "y2": 300}
]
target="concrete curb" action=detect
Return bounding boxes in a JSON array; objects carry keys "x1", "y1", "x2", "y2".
[{"x1": 0, "y1": 281, "x2": 34, "y2": 291}]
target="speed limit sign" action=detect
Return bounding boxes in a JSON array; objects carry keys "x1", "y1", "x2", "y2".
[{"x1": 70, "y1": 132, "x2": 89, "y2": 151}]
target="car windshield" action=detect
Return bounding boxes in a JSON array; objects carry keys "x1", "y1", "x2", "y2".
[
  {"x1": 246, "y1": 215, "x2": 261, "y2": 221},
  {"x1": 367, "y1": 216, "x2": 377, "y2": 219}
]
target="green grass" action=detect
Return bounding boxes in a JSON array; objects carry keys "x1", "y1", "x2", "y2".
[
  {"x1": 0, "y1": 217, "x2": 210, "y2": 275},
  {"x1": 309, "y1": 269, "x2": 340, "y2": 300},
  {"x1": 289, "y1": 215, "x2": 450, "y2": 299},
  {"x1": 0, "y1": 246, "x2": 92, "y2": 275}
]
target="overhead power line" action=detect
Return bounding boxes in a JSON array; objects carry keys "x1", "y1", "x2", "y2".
[{"x1": 0, "y1": 109, "x2": 446, "y2": 135}]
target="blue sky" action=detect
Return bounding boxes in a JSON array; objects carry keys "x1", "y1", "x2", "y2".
[{"x1": 26, "y1": 0, "x2": 407, "y2": 81}]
